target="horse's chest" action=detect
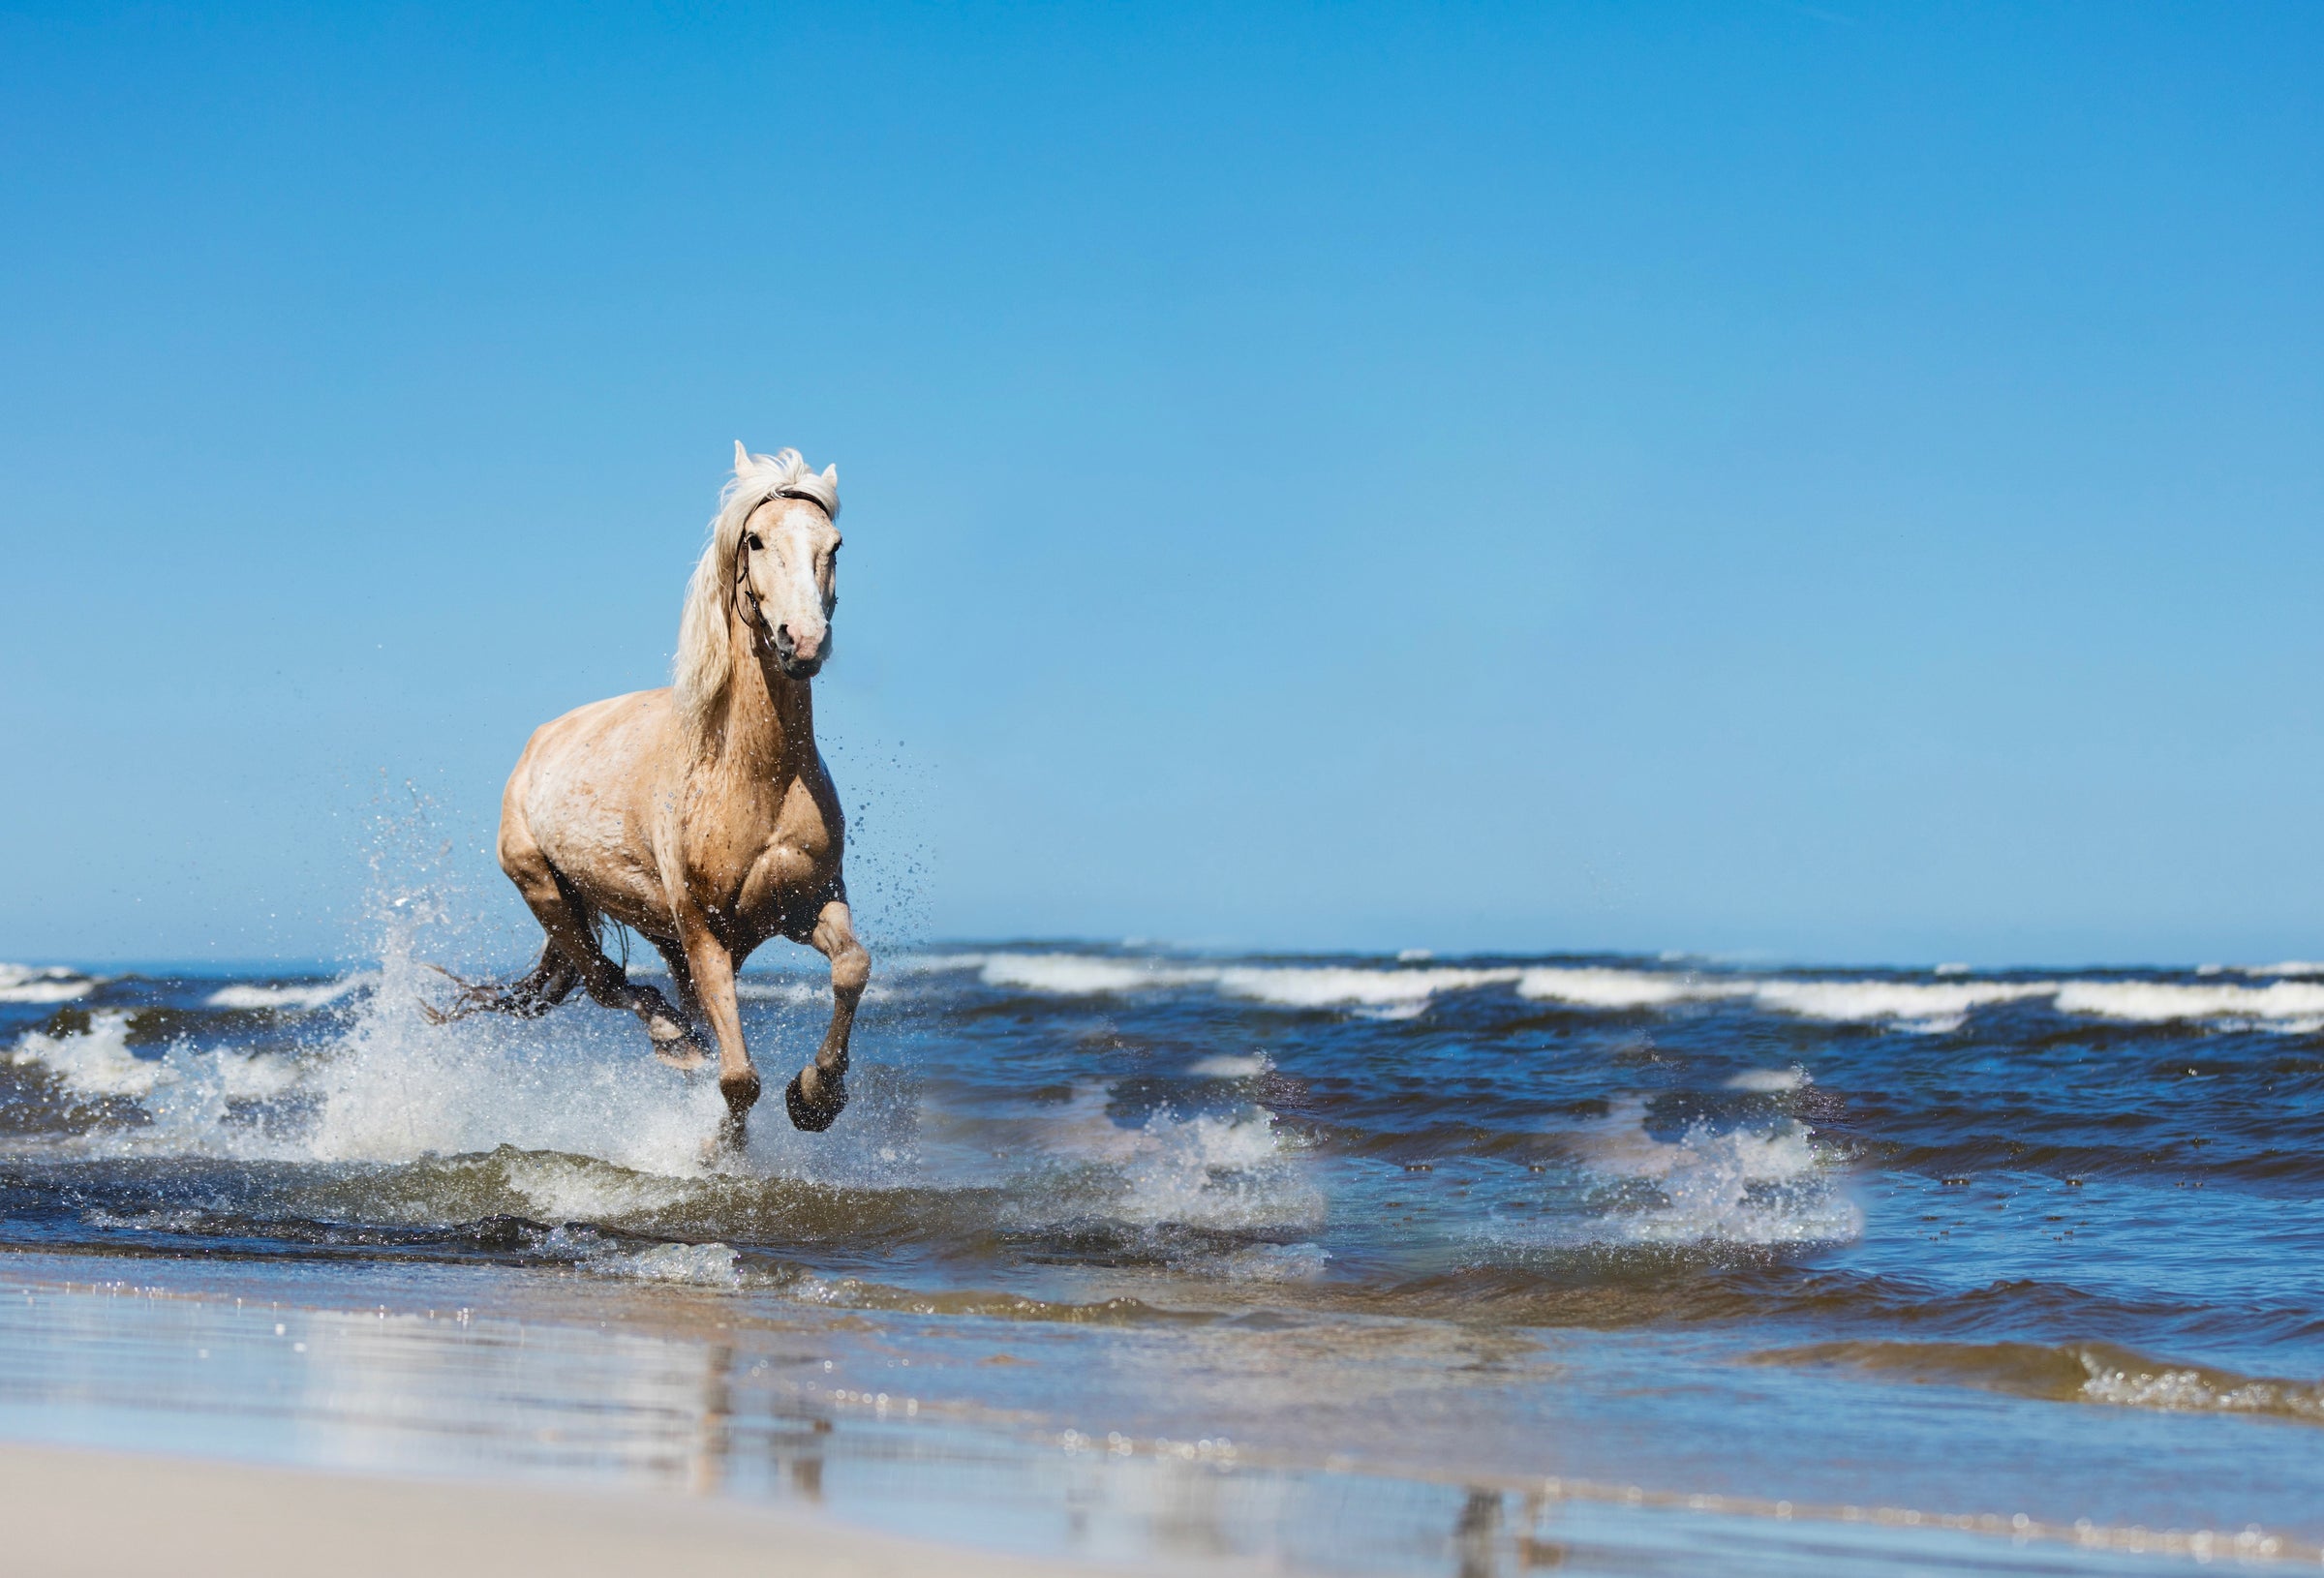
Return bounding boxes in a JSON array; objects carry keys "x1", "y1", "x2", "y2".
[{"x1": 690, "y1": 778, "x2": 834, "y2": 924}]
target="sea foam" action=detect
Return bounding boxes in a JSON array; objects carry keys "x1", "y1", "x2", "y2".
[
  {"x1": 1570, "y1": 1098, "x2": 1860, "y2": 1248},
  {"x1": 1748, "y1": 979, "x2": 2051, "y2": 1034},
  {"x1": 205, "y1": 974, "x2": 378, "y2": 1012},
  {"x1": 1215, "y1": 964, "x2": 1520, "y2": 1010},
  {"x1": 2051, "y1": 979, "x2": 2324, "y2": 1028},
  {"x1": 937, "y1": 952, "x2": 1525, "y2": 1016},
  {"x1": 975, "y1": 954, "x2": 1219, "y2": 995},
  {"x1": 8, "y1": 1011, "x2": 164, "y2": 1098},
  {"x1": 0, "y1": 964, "x2": 95, "y2": 1006},
  {"x1": 1026, "y1": 1083, "x2": 1324, "y2": 1238},
  {"x1": 1517, "y1": 967, "x2": 1731, "y2": 1009}
]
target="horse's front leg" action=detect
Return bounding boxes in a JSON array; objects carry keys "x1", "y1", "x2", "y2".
[
  {"x1": 786, "y1": 899, "x2": 869, "y2": 1133},
  {"x1": 675, "y1": 918, "x2": 758, "y2": 1148}
]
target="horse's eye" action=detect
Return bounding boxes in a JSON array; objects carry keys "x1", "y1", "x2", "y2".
[{"x1": 745, "y1": 533, "x2": 762, "y2": 552}]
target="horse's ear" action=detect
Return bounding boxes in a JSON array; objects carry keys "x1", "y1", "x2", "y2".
[
  {"x1": 733, "y1": 440, "x2": 751, "y2": 474},
  {"x1": 823, "y1": 464, "x2": 838, "y2": 487}
]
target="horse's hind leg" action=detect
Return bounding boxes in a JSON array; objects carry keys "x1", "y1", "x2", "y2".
[
  {"x1": 424, "y1": 944, "x2": 579, "y2": 1022},
  {"x1": 507, "y1": 947, "x2": 582, "y2": 1014},
  {"x1": 649, "y1": 935, "x2": 713, "y2": 1046}
]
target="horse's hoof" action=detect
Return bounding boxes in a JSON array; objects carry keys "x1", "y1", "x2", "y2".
[
  {"x1": 785, "y1": 1071, "x2": 846, "y2": 1133},
  {"x1": 654, "y1": 1040, "x2": 710, "y2": 1072},
  {"x1": 650, "y1": 1018, "x2": 710, "y2": 1071},
  {"x1": 712, "y1": 1111, "x2": 749, "y2": 1157}
]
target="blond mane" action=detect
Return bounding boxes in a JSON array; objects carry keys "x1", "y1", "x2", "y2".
[{"x1": 673, "y1": 444, "x2": 841, "y2": 747}]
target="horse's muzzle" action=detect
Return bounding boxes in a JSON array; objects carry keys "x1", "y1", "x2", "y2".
[{"x1": 770, "y1": 622, "x2": 830, "y2": 680}]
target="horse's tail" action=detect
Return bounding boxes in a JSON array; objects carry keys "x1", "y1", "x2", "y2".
[{"x1": 418, "y1": 943, "x2": 583, "y2": 1025}]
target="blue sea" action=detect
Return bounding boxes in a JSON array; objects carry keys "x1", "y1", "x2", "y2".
[{"x1": 4, "y1": 936, "x2": 2323, "y2": 1574}]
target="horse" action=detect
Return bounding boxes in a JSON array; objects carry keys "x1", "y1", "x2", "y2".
[{"x1": 432, "y1": 443, "x2": 869, "y2": 1147}]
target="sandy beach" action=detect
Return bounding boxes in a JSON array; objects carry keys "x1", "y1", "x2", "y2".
[{"x1": 0, "y1": 1440, "x2": 1185, "y2": 1578}]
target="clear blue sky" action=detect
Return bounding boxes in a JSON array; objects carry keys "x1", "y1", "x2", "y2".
[{"x1": 2, "y1": 3, "x2": 2317, "y2": 967}]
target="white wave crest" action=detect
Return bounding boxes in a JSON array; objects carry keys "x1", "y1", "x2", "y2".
[
  {"x1": 1749, "y1": 980, "x2": 2051, "y2": 1034},
  {"x1": 977, "y1": 954, "x2": 1219, "y2": 996},
  {"x1": 1113, "y1": 1108, "x2": 1322, "y2": 1230},
  {"x1": 546, "y1": 1228, "x2": 743, "y2": 1288},
  {"x1": 6, "y1": 1011, "x2": 301, "y2": 1114},
  {"x1": 1031, "y1": 1085, "x2": 1322, "y2": 1233},
  {"x1": 1572, "y1": 1098, "x2": 1858, "y2": 1247},
  {"x1": 205, "y1": 974, "x2": 377, "y2": 1012},
  {"x1": 0, "y1": 964, "x2": 94, "y2": 1005},
  {"x1": 8, "y1": 1011, "x2": 162, "y2": 1097},
  {"x1": 731, "y1": 975, "x2": 895, "y2": 1005},
  {"x1": 1188, "y1": 1052, "x2": 1271, "y2": 1079},
  {"x1": 1516, "y1": 969, "x2": 2043, "y2": 1031},
  {"x1": 503, "y1": 1153, "x2": 697, "y2": 1223},
  {"x1": 1516, "y1": 967, "x2": 1728, "y2": 1009},
  {"x1": 1216, "y1": 965, "x2": 1519, "y2": 1010},
  {"x1": 1514, "y1": 967, "x2": 2324, "y2": 1034},
  {"x1": 929, "y1": 953, "x2": 1529, "y2": 1016},
  {"x1": 1725, "y1": 1067, "x2": 1811, "y2": 1093},
  {"x1": 2052, "y1": 979, "x2": 2324, "y2": 1027},
  {"x1": 887, "y1": 953, "x2": 990, "y2": 975}
]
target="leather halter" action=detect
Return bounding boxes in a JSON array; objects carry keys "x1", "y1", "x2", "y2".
[{"x1": 731, "y1": 488, "x2": 837, "y2": 648}]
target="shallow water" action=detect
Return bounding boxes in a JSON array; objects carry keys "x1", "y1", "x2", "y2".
[{"x1": 5, "y1": 944, "x2": 2324, "y2": 1571}]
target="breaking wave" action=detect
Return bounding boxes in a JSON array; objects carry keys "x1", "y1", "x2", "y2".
[
  {"x1": 917, "y1": 951, "x2": 2324, "y2": 1034},
  {"x1": 1017, "y1": 1083, "x2": 1324, "y2": 1241},
  {"x1": 2051, "y1": 978, "x2": 2324, "y2": 1028},
  {"x1": 0, "y1": 964, "x2": 95, "y2": 1006},
  {"x1": 1217, "y1": 964, "x2": 1520, "y2": 1013},
  {"x1": 11, "y1": 1010, "x2": 171, "y2": 1098},
  {"x1": 932, "y1": 951, "x2": 1522, "y2": 1012},
  {"x1": 204, "y1": 974, "x2": 379, "y2": 1012},
  {"x1": 1518, "y1": 969, "x2": 2050, "y2": 1032},
  {"x1": 1528, "y1": 1097, "x2": 1863, "y2": 1248},
  {"x1": 1517, "y1": 966, "x2": 1719, "y2": 1010}
]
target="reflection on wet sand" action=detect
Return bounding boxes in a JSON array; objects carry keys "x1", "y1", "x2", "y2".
[{"x1": 1455, "y1": 1488, "x2": 1503, "y2": 1578}]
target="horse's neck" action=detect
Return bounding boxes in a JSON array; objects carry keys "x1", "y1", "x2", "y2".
[{"x1": 713, "y1": 621, "x2": 814, "y2": 783}]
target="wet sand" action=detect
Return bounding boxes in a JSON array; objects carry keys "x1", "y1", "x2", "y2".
[
  {"x1": 4, "y1": 1252, "x2": 2290, "y2": 1576},
  {"x1": 0, "y1": 1441, "x2": 1182, "y2": 1578}
]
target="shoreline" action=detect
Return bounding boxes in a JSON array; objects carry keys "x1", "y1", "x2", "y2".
[{"x1": 1, "y1": 1252, "x2": 2309, "y2": 1574}]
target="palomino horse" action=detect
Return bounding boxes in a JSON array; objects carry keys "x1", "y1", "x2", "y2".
[{"x1": 436, "y1": 444, "x2": 868, "y2": 1145}]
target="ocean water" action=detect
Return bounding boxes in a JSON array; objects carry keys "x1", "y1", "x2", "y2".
[{"x1": 5, "y1": 940, "x2": 2324, "y2": 1573}]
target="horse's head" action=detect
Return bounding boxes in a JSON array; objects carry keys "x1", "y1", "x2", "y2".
[
  {"x1": 674, "y1": 445, "x2": 845, "y2": 739},
  {"x1": 728, "y1": 440, "x2": 841, "y2": 681}
]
